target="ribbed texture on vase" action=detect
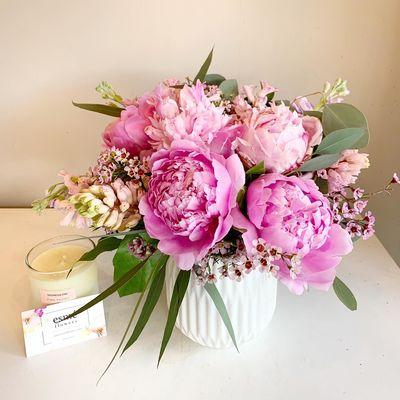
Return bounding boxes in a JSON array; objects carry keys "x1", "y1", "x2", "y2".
[{"x1": 165, "y1": 258, "x2": 277, "y2": 349}]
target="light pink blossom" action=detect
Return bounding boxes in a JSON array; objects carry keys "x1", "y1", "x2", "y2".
[{"x1": 320, "y1": 150, "x2": 370, "y2": 192}]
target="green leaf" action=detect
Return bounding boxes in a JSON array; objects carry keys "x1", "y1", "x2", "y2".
[
  {"x1": 158, "y1": 269, "x2": 191, "y2": 366},
  {"x1": 315, "y1": 177, "x2": 329, "y2": 194},
  {"x1": 220, "y1": 79, "x2": 239, "y2": 99},
  {"x1": 236, "y1": 186, "x2": 246, "y2": 207},
  {"x1": 113, "y1": 233, "x2": 156, "y2": 296},
  {"x1": 193, "y1": 48, "x2": 213, "y2": 83},
  {"x1": 65, "y1": 253, "x2": 156, "y2": 320},
  {"x1": 267, "y1": 91, "x2": 275, "y2": 103},
  {"x1": 204, "y1": 73, "x2": 226, "y2": 86},
  {"x1": 98, "y1": 253, "x2": 168, "y2": 383},
  {"x1": 315, "y1": 127, "x2": 367, "y2": 154},
  {"x1": 333, "y1": 276, "x2": 357, "y2": 311},
  {"x1": 122, "y1": 256, "x2": 168, "y2": 355},
  {"x1": 79, "y1": 237, "x2": 122, "y2": 261},
  {"x1": 246, "y1": 161, "x2": 265, "y2": 175},
  {"x1": 322, "y1": 103, "x2": 369, "y2": 148},
  {"x1": 303, "y1": 110, "x2": 323, "y2": 120},
  {"x1": 72, "y1": 102, "x2": 124, "y2": 117},
  {"x1": 299, "y1": 153, "x2": 341, "y2": 172},
  {"x1": 204, "y1": 282, "x2": 239, "y2": 351}
]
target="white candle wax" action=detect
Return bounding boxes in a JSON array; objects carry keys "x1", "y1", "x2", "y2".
[{"x1": 26, "y1": 236, "x2": 99, "y2": 307}]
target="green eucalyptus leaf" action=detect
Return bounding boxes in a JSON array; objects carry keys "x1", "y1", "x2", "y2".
[
  {"x1": 72, "y1": 102, "x2": 124, "y2": 117},
  {"x1": 333, "y1": 276, "x2": 357, "y2": 311},
  {"x1": 322, "y1": 103, "x2": 369, "y2": 148},
  {"x1": 303, "y1": 110, "x2": 323, "y2": 120},
  {"x1": 299, "y1": 153, "x2": 341, "y2": 172},
  {"x1": 220, "y1": 79, "x2": 239, "y2": 99},
  {"x1": 79, "y1": 237, "x2": 122, "y2": 261},
  {"x1": 113, "y1": 233, "x2": 156, "y2": 296},
  {"x1": 246, "y1": 161, "x2": 265, "y2": 175},
  {"x1": 316, "y1": 127, "x2": 367, "y2": 154},
  {"x1": 193, "y1": 48, "x2": 213, "y2": 83},
  {"x1": 122, "y1": 256, "x2": 168, "y2": 355},
  {"x1": 65, "y1": 253, "x2": 155, "y2": 320},
  {"x1": 204, "y1": 73, "x2": 226, "y2": 86},
  {"x1": 158, "y1": 269, "x2": 191, "y2": 366},
  {"x1": 204, "y1": 282, "x2": 239, "y2": 351}
]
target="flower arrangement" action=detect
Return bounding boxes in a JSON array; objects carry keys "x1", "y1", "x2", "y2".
[{"x1": 34, "y1": 50, "x2": 398, "y2": 370}]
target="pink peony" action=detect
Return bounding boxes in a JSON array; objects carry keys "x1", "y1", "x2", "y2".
[
  {"x1": 318, "y1": 150, "x2": 369, "y2": 192},
  {"x1": 234, "y1": 103, "x2": 320, "y2": 173},
  {"x1": 102, "y1": 103, "x2": 153, "y2": 157},
  {"x1": 139, "y1": 140, "x2": 245, "y2": 269},
  {"x1": 232, "y1": 173, "x2": 353, "y2": 294},
  {"x1": 145, "y1": 81, "x2": 242, "y2": 157}
]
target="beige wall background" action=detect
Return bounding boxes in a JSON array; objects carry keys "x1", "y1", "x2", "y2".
[{"x1": 1, "y1": 0, "x2": 399, "y2": 264}]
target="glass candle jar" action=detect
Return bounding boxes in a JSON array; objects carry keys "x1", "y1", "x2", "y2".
[{"x1": 25, "y1": 235, "x2": 99, "y2": 307}]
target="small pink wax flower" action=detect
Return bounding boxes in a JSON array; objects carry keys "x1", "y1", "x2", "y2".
[
  {"x1": 232, "y1": 173, "x2": 353, "y2": 294},
  {"x1": 139, "y1": 140, "x2": 245, "y2": 269}
]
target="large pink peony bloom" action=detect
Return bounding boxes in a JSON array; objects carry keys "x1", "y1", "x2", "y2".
[
  {"x1": 145, "y1": 81, "x2": 243, "y2": 157},
  {"x1": 234, "y1": 103, "x2": 321, "y2": 173},
  {"x1": 232, "y1": 173, "x2": 353, "y2": 294},
  {"x1": 139, "y1": 140, "x2": 245, "y2": 269}
]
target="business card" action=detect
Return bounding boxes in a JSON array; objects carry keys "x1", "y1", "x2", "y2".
[{"x1": 21, "y1": 294, "x2": 107, "y2": 357}]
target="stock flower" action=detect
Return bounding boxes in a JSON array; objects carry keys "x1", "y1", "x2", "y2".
[
  {"x1": 232, "y1": 173, "x2": 353, "y2": 294},
  {"x1": 139, "y1": 140, "x2": 245, "y2": 269},
  {"x1": 234, "y1": 103, "x2": 319, "y2": 173},
  {"x1": 69, "y1": 178, "x2": 143, "y2": 231},
  {"x1": 318, "y1": 150, "x2": 370, "y2": 192}
]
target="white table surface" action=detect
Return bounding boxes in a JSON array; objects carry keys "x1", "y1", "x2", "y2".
[{"x1": 0, "y1": 209, "x2": 399, "y2": 399}]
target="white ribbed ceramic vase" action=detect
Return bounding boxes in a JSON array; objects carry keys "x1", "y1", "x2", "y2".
[{"x1": 165, "y1": 258, "x2": 277, "y2": 348}]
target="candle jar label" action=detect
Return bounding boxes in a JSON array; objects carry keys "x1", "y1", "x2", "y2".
[{"x1": 40, "y1": 288, "x2": 77, "y2": 305}]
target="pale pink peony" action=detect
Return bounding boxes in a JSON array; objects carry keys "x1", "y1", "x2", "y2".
[
  {"x1": 232, "y1": 173, "x2": 353, "y2": 294},
  {"x1": 234, "y1": 103, "x2": 320, "y2": 173},
  {"x1": 139, "y1": 140, "x2": 245, "y2": 269},
  {"x1": 145, "y1": 81, "x2": 242, "y2": 157},
  {"x1": 318, "y1": 150, "x2": 370, "y2": 192}
]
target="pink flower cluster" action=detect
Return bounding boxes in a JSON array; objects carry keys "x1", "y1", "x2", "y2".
[
  {"x1": 97, "y1": 79, "x2": 368, "y2": 294},
  {"x1": 40, "y1": 76, "x2": 399, "y2": 297}
]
